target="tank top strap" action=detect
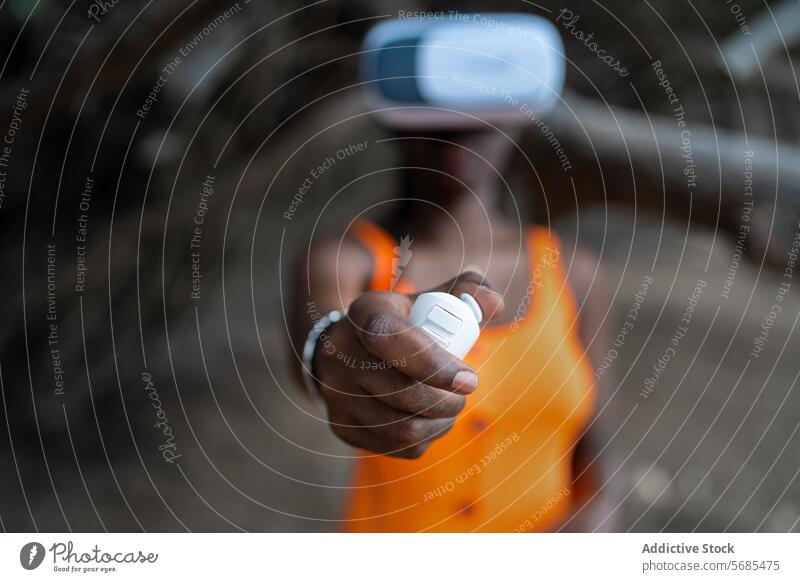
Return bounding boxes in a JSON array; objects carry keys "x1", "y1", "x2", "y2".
[
  {"x1": 348, "y1": 219, "x2": 415, "y2": 293},
  {"x1": 350, "y1": 221, "x2": 565, "y2": 297},
  {"x1": 526, "y1": 226, "x2": 564, "y2": 282},
  {"x1": 525, "y1": 225, "x2": 581, "y2": 326}
]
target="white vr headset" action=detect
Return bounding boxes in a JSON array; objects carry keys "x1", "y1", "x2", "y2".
[{"x1": 361, "y1": 13, "x2": 565, "y2": 129}]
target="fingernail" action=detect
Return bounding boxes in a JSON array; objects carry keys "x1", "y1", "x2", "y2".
[
  {"x1": 452, "y1": 370, "x2": 479, "y2": 393},
  {"x1": 464, "y1": 264, "x2": 484, "y2": 277}
]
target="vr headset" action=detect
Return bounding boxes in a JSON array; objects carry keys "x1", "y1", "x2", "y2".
[{"x1": 361, "y1": 13, "x2": 565, "y2": 129}]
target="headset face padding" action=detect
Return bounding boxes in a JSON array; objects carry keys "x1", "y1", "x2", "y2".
[{"x1": 361, "y1": 13, "x2": 565, "y2": 129}]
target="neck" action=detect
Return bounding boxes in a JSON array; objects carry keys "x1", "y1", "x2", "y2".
[{"x1": 406, "y1": 180, "x2": 509, "y2": 249}]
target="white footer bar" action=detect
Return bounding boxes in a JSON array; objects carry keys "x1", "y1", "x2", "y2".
[{"x1": 1, "y1": 533, "x2": 796, "y2": 580}]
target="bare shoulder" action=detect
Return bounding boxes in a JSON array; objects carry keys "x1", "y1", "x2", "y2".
[
  {"x1": 532, "y1": 226, "x2": 602, "y2": 306},
  {"x1": 555, "y1": 235, "x2": 609, "y2": 363},
  {"x1": 302, "y1": 232, "x2": 374, "y2": 292}
]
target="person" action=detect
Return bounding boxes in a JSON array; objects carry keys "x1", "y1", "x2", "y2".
[
  {"x1": 292, "y1": 16, "x2": 608, "y2": 532},
  {"x1": 289, "y1": 125, "x2": 609, "y2": 532}
]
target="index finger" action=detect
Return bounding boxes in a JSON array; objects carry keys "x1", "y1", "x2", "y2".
[{"x1": 348, "y1": 296, "x2": 478, "y2": 395}]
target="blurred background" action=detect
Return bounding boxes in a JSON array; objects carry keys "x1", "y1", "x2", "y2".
[{"x1": 1, "y1": 0, "x2": 800, "y2": 531}]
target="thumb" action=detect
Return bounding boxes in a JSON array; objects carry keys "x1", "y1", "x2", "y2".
[{"x1": 410, "y1": 271, "x2": 505, "y2": 323}]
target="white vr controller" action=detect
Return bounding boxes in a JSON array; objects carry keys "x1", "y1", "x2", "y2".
[{"x1": 409, "y1": 292, "x2": 483, "y2": 359}]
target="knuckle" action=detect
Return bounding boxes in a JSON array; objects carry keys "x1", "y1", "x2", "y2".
[
  {"x1": 434, "y1": 418, "x2": 456, "y2": 439},
  {"x1": 387, "y1": 373, "x2": 414, "y2": 397},
  {"x1": 361, "y1": 313, "x2": 398, "y2": 353},
  {"x1": 422, "y1": 352, "x2": 450, "y2": 383},
  {"x1": 439, "y1": 393, "x2": 466, "y2": 417},
  {"x1": 399, "y1": 384, "x2": 425, "y2": 410},
  {"x1": 393, "y1": 383, "x2": 425, "y2": 412},
  {"x1": 394, "y1": 417, "x2": 426, "y2": 447}
]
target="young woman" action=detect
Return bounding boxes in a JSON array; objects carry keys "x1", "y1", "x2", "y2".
[{"x1": 290, "y1": 127, "x2": 608, "y2": 532}]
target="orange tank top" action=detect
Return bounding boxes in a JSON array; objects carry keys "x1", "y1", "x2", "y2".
[{"x1": 343, "y1": 219, "x2": 595, "y2": 532}]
